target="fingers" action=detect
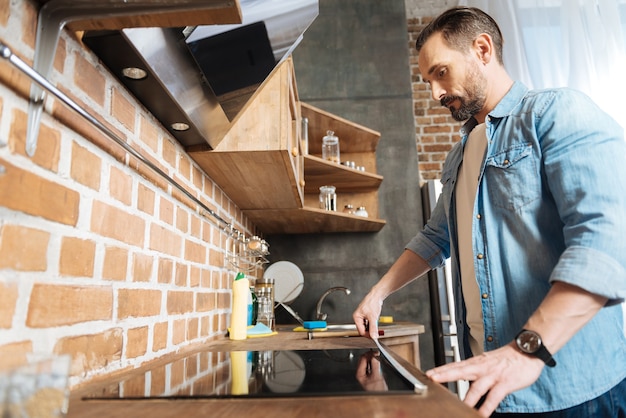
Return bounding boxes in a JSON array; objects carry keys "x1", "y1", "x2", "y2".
[
  {"x1": 426, "y1": 358, "x2": 481, "y2": 383},
  {"x1": 425, "y1": 346, "x2": 544, "y2": 417},
  {"x1": 352, "y1": 296, "x2": 383, "y2": 339},
  {"x1": 427, "y1": 363, "x2": 502, "y2": 417},
  {"x1": 353, "y1": 312, "x2": 370, "y2": 336},
  {"x1": 367, "y1": 320, "x2": 380, "y2": 340},
  {"x1": 353, "y1": 316, "x2": 379, "y2": 340},
  {"x1": 476, "y1": 386, "x2": 508, "y2": 417},
  {"x1": 462, "y1": 374, "x2": 495, "y2": 411}
]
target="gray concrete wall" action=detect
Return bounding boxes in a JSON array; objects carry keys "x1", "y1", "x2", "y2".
[{"x1": 267, "y1": 0, "x2": 437, "y2": 368}]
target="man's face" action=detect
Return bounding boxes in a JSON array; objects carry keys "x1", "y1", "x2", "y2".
[{"x1": 418, "y1": 32, "x2": 487, "y2": 122}]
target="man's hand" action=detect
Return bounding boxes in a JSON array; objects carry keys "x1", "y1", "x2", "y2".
[
  {"x1": 427, "y1": 281, "x2": 607, "y2": 416},
  {"x1": 353, "y1": 291, "x2": 384, "y2": 340},
  {"x1": 353, "y1": 251, "x2": 432, "y2": 339},
  {"x1": 426, "y1": 343, "x2": 544, "y2": 417}
]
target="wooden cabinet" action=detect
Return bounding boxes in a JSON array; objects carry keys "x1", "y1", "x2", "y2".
[
  {"x1": 384, "y1": 334, "x2": 421, "y2": 369},
  {"x1": 189, "y1": 57, "x2": 386, "y2": 234},
  {"x1": 301, "y1": 322, "x2": 423, "y2": 369},
  {"x1": 189, "y1": 57, "x2": 303, "y2": 211}
]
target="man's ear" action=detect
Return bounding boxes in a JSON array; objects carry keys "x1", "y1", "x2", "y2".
[{"x1": 473, "y1": 33, "x2": 493, "y2": 65}]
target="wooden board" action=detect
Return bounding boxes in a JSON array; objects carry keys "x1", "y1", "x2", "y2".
[
  {"x1": 303, "y1": 155, "x2": 382, "y2": 193},
  {"x1": 207, "y1": 58, "x2": 293, "y2": 152},
  {"x1": 301, "y1": 102, "x2": 381, "y2": 154},
  {"x1": 67, "y1": 392, "x2": 481, "y2": 418},
  {"x1": 243, "y1": 207, "x2": 386, "y2": 234},
  {"x1": 191, "y1": 150, "x2": 302, "y2": 210},
  {"x1": 303, "y1": 190, "x2": 380, "y2": 216},
  {"x1": 34, "y1": 0, "x2": 242, "y2": 31}
]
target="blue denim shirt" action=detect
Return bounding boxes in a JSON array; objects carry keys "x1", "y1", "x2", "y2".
[{"x1": 407, "y1": 81, "x2": 626, "y2": 413}]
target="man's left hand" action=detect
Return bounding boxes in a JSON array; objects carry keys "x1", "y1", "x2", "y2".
[{"x1": 425, "y1": 343, "x2": 545, "y2": 417}]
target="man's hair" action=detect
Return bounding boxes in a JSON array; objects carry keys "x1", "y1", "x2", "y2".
[{"x1": 415, "y1": 7, "x2": 504, "y2": 64}]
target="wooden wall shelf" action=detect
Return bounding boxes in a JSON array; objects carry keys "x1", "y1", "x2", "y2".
[
  {"x1": 303, "y1": 155, "x2": 383, "y2": 193},
  {"x1": 189, "y1": 58, "x2": 386, "y2": 234},
  {"x1": 243, "y1": 208, "x2": 386, "y2": 235}
]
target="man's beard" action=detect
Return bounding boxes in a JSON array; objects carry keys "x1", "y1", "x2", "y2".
[
  {"x1": 441, "y1": 64, "x2": 486, "y2": 122},
  {"x1": 443, "y1": 95, "x2": 484, "y2": 121}
]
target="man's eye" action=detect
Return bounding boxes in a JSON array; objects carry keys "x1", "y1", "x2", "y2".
[{"x1": 438, "y1": 68, "x2": 446, "y2": 78}]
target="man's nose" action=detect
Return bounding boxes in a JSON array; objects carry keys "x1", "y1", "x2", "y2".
[{"x1": 430, "y1": 82, "x2": 445, "y2": 102}]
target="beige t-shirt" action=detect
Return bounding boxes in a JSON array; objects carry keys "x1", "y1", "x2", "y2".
[{"x1": 455, "y1": 123, "x2": 488, "y2": 356}]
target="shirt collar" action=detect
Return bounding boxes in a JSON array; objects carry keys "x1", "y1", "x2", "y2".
[{"x1": 489, "y1": 81, "x2": 528, "y2": 118}]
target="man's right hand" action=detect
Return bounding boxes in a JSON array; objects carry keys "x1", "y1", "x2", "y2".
[{"x1": 353, "y1": 290, "x2": 384, "y2": 340}]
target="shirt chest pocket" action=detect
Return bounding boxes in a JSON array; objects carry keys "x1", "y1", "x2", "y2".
[{"x1": 484, "y1": 143, "x2": 540, "y2": 211}]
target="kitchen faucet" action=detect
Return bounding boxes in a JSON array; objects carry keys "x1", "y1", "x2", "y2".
[{"x1": 315, "y1": 286, "x2": 351, "y2": 321}]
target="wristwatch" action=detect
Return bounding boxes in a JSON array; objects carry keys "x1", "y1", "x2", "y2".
[{"x1": 515, "y1": 329, "x2": 556, "y2": 367}]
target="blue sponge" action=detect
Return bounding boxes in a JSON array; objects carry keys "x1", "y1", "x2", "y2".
[{"x1": 303, "y1": 320, "x2": 327, "y2": 329}]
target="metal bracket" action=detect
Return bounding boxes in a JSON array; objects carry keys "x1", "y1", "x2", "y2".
[
  {"x1": 27, "y1": 1, "x2": 62, "y2": 156},
  {"x1": 2, "y1": 41, "x2": 250, "y2": 241},
  {"x1": 26, "y1": 0, "x2": 237, "y2": 156}
]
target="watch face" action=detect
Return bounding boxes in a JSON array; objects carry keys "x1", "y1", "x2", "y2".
[{"x1": 517, "y1": 330, "x2": 541, "y2": 354}]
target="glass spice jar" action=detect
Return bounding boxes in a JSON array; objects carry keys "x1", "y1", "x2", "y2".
[
  {"x1": 355, "y1": 206, "x2": 369, "y2": 217},
  {"x1": 319, "y1": 185, "x2": 337, "y2": 211},
  {"x1": 343, "y1": 204, "x2": 355, "y2": 214},
  {"x1": 255, "y1": 278, "x2": 275, "y2": 330},
  {"x1": 322, "y1": 130, "x2": 340, "y2": 163}
]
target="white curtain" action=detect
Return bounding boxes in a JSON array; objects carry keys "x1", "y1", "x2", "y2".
[{"x1": 458, "y1": 0, "x2": 626, "y2": 129}]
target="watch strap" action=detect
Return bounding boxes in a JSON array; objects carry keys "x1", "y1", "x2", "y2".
[
  {"x1": 534, "y1": 344, "x2": 556, "y2": 367},
  {"x1": 516, "y1": 329, "x2": 557, "y2": 368}
]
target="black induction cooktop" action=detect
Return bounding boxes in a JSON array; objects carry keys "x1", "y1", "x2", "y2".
[{"x1": 82, "y1": 348, "x2": 418, "y2": 400}]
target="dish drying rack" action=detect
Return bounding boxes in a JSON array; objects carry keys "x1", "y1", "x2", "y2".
[{"x1": 225, "y1": 226, "x2": 269, "y2": 273}]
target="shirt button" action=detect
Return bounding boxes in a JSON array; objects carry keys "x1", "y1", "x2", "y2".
[
  {"x1": 477, "y1": 253, "x2": 484, "y2": 259},
  {"x1": 486, "y1": 336, "x2": 494, "y2": 342},
  {"x1": 476, "y1": 214, "x2": 481, "y2": 219},
  {"x1": 482, "y1": 293, "x2": 488, "y2": 299},
  {"x1": 503, "y1": 159, "x2": 510, "y2": 165}
]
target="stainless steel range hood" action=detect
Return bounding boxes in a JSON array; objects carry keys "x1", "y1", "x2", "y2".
[
  {"x1": 82, "y1": 0, "x2": 318, "y2": 149},
  {"x1": 186, "y1": 0, "x2": 318, "y2": 64}
]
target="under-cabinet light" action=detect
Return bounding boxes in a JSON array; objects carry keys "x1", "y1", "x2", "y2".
[
  {"x1": 171, "y1": 122, "x2": 190, "y2": 131},
  {"x1": 122, "y1": 67, "x2": 148, "y2": 80}
]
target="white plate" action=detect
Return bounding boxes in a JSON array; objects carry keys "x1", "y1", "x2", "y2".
[{"x1": 263, "y1": 261, "x2": 304, "y2": 304}]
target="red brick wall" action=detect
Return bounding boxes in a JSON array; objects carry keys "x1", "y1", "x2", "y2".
[
  {"x1": 407, "y1": 16, "x2": 462, "y2": 182},
  {"x1": 0, "y1": 0, "x2": 258, "y2": 385}
]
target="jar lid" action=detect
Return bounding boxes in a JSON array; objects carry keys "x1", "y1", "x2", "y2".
[
  {"x1": 319, "y1": 185, "x2": 336, "y2": 192},
  {"x1": 257, "y1": 278, "x2": 275, "y2": 284},
  {"x1": 322, "y1": 130, "x2": 338, "y2": 143}
]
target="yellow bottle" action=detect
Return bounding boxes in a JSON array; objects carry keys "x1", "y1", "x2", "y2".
[{"x1": 230, "y1": 272, "x2": 249, "y2": 340}]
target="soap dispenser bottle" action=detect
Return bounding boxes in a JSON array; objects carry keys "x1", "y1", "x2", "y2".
[{"x1": 230, "y1": 272, "x2": 249, "y2": 340}]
